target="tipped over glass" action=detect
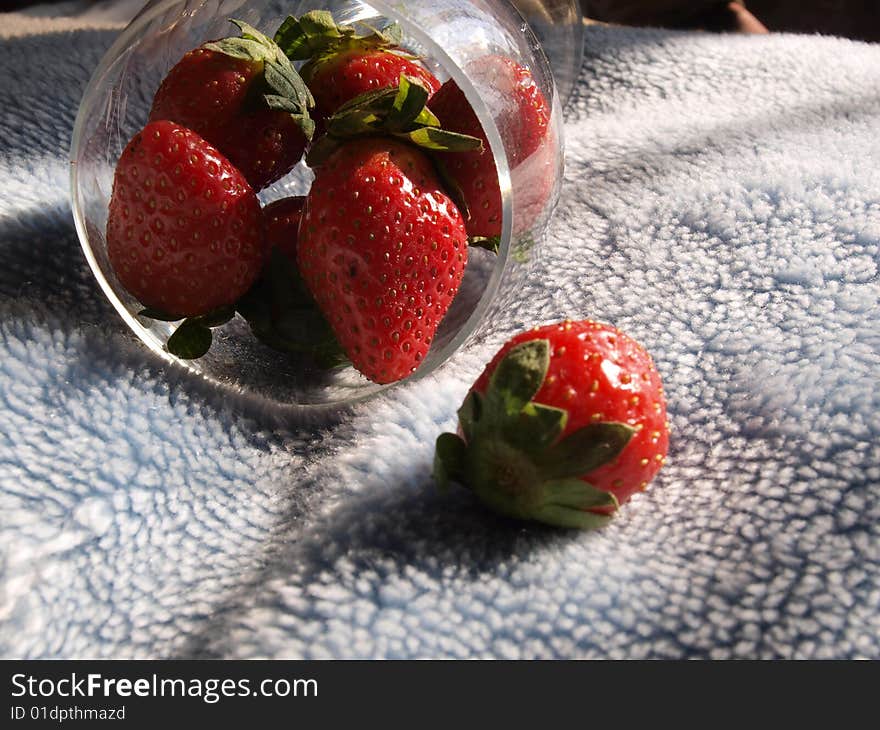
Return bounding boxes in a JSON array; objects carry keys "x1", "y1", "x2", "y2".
[{"x1": 70, "y1": 0, "x2": 582, "y2": 411}]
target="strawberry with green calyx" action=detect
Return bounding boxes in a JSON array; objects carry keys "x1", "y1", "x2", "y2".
[
  {"x1": 295, "y1": 78, "x2": 483, "y2": 383},
  {"x1": 434, "y1": 320, "x2": 669, "y2": 529},
  {"x1": 273, "y1": 11, "x2": 440, "y2": 125},
  {"x1": 149, "y1": 19, "x2": 315, "y2": 190}
]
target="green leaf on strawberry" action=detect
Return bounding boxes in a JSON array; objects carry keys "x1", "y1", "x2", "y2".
[
  {"x1": 537, "y1": 423, "x2": 636, "y2": 482},
  {"x1": 203, "y1": 19, "x2": 316, "y2": 142},
  {"x1": 138, "y1": 307, "x2": 180, "y2": 322},
  {"x1": 507, "y1": 401, "x2": 567, "y2": 452},
  {"x1": 483, "y1": 340, "x2": 550, "y2": 419},
  {"x1": 533, "y1": 494, "x2": 616, "y2": 530},
  {"x1": 387, "y1": 74, "x2": 433, "y2": 130},
  {"x1": 306, "y1": 74, "x2": 482, "y2": 167},
  {"x1": 191, "y1": 305, "x2": 236, "y2": 329},
  {"x1": 167, "y1": 319, "x2": 213, "y2": 360},
  {"x1": 274, "y1": 11, "x2": 403, "y2": 63},
  {"x1": 139, "y1": 304, "x2": 236, "y2": 360},
  {"x1": 457, "y1": 391, "x2": 482, "y2": 442},
  {"x1": 433, "y1": 432, "x2": 467, "y2": 492}
]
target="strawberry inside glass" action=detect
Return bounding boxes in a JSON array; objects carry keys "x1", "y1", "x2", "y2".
[{"x1": 72, "y1": 0, "x2": 575, "y2": 405}]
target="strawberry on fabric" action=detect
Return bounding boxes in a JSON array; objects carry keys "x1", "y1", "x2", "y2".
[
  {"x1": 430, "y1": 56, "x2": 552, "y2": 239},
  {"x1": 106, "y1": 120, "x2": 266, "y2": 321},
  {"x1": 273, "y1": 11, "x2": 440, "y2": 127},
  {"x1": 149, "y1": 19, "x2": 315, "y2": 191},
  {"x1": 434, "y1": 320, "x2": 669, "y2": 529}
]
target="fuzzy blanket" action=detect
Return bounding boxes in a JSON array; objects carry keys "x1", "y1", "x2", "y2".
[{"x1": 1, "y1": 12, "x2": 879, "y2": 658}]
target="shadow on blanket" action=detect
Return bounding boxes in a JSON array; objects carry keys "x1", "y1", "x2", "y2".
[
  {"x1": 0, "y1": 208, "x2": 353, "y2": 442},
  {"x1": 179, "y1": 474, "x2": 572, "y2": 658}
]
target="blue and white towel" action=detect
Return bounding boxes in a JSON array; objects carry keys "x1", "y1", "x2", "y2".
[{"x1": 1, "y1": 11, "x2": 878, "y2": 658}]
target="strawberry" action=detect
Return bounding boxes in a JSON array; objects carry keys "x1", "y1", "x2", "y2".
[
  {"x1": 106, "y1": 120, "x2": 266, "y2": 320},
  {"x1": 263, "y1": 195, "x2": 305, "y2": 261},
  {"x1": 149, "y1": 20, "x2": 314, "y2": 191},
  {"x1": 430, "y1": 56, "x2": 552, "y2": 239},
  {"x1": 429, "y1": 79, "x2": 501, "y2": 238},
  {"x1": 434, "y1": 320, "x2": 669, "y2": 529},
  {"x1": 232, "y1": 195, "x2": 345, "y2": 366},
  {"x1": 273, "y1": 11, "x2": 440, "y2": 127},
  {"x1": 297, "y1": 138, "x2": 469, "y2": 384},
  {"x1": 305, "y1": 50, "x2": 440, "y2": 127},
  {"x1": 216, "y1": 108, "x2": 310, "y2": 193},
  {"x1": 149, "y1": 46, "x2": 258, "y2": 147},
  {"x1": 294, "y1": 78, "x2": 481, "y2": 384}
]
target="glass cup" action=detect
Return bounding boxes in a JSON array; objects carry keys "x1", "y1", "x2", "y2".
[{"x1": 70, "y1": 0, "x2": 583, "y2": 411}]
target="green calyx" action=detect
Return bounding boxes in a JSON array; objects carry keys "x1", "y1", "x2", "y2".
[
  {"x1": 433, "y1": 339, "x2": 636, "y2": 530},
  {"x1": 469, "y1": 236, "x2": 501, "y2": 255},
  {"x1": 139, "y1": 305, "x2": 235, "y2": 360},
  {"x1": 306, "y1": 74, "x2": 482, "y2": 166},
  {"x1": 274, "y1": 11, "x2": 405, "y2": 72},
  {"x1": 204, "y1": 19, "x2": 316, "y2": 141},
  {"x1": 139, "y1": 248, "x2": 347, "y2": 367}
]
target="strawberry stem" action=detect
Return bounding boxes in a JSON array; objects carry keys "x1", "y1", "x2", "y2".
[{"x1": 306, "y1": 74, "x2": 481, "y2": 167}]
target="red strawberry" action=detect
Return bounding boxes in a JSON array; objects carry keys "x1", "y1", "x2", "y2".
[
  {"x1": 274, "y1": 12, "x2": 440, "y2": 126},
  {"x1": 106, "y1": 120, "x2": 266, "y2": 319},
  {"x1": 430, "y1": 56, "x2": 552, "y2": 238},
  {"x1": 434, "y1": 320, "x2": 669, "y2": 529},
  {"x1": 216, "y1": 108, "x2": 309, "y2": 193},
  {"x1": 305, "y1": 50, "x2": 440, "y2": 126},
  {"x1": 429, "y1": 80, "x2": 501, "y2": 238},
  {"x1": 263, "y1": 196, "x2": 305, "y2": 261},
  {"x1": 149, "y1": 20, "x2": 314, "y2": 191},
  {"x1": 149, "y1": 46, "x2": 259, "y2": 145},
  {"x1": 297, "y1": 138, "x2": 468, "y2": 384}
]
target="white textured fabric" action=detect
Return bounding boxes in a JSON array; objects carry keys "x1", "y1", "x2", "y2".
[{"x1": 1, "y1": 18, "x2": 879, "y2": 658}]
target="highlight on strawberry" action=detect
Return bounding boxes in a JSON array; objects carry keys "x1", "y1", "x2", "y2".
[{"x1": 434, "y1": 320, "x2": 669, "y2": 529}]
